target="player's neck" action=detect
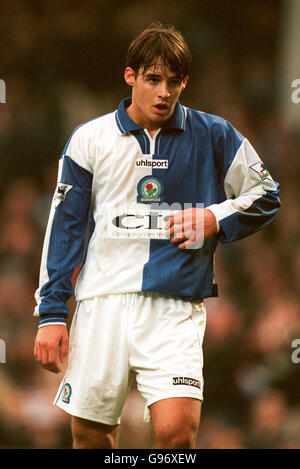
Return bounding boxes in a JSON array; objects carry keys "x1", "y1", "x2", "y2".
[
  {"x1": 126, "y1": 101, "x2": 161, "y2": 139},
  {"x1": 146, "y1": 128, "x2": 161, "y2": 139}
]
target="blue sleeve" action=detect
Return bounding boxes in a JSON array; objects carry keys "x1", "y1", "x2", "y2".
[
  {"x1": 208, "y1": 121, "x2": 281, "y2": 243},
  {"x1": 34, "y1": 154, "x2": 93, "y2": 326},
  {"x1": 219, "y1": 181, "x2": 281, "y2": 243}
]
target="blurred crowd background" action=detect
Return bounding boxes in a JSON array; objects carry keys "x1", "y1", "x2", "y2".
[{"x1": 0, "y1": 0, "x2": 299, "y2": 449}]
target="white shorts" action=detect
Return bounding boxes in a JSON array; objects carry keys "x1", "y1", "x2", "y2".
[{"x1": 54, "y1": 292, "x2": 206, "y2": 426}]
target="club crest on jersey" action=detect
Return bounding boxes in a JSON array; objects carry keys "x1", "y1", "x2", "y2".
[
  {"x1": 250, "y1": 161, "x2": 271, "y2": 181},
  {"x1": 137, "y1": 176, "x2": 164, "y2": 203},
  {"x1": 54, "y1": 182, "x2": 73, "y2": 207},
  {"x1": 62, "y1": 383, "x2": 72, "y2": 404}
]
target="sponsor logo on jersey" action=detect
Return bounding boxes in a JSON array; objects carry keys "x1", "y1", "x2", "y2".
[
  {"x1": 172, "y1": 376, "x2": 201, "y2": 389},
  {"x1": 137, "y1": 176, "x2": 164, "y2": 203},
  {"x1": 62, "y1": 383, "x2": 72, "y2": 403},
  {"x1": 135, "y1": 157, "x2": 168, "y2": 169},
  {"x1": 250, "y1": 161, "x2": 271, "y2": 181},
  {"x1": 100, "y1": 202, "x2": 205, "y2": 247},
  {"x1": 54, "y1": 182, "x2": 73, "y2": 207},
  {"x1": 107, "y1": 208, "x2": 171, "y2": 239}
]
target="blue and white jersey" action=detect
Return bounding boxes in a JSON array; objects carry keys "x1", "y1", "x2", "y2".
[{"x1": 34, "y1": 98, "x2": 281, "y2": 326}]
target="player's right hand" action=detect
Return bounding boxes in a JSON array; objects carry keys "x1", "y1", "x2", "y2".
[
  {"x1": 166, "y1": 207, "x2": 218, "y2": 249},
  {"x1": 34, "y1": 324, "x2": 69, "y2": 374}
]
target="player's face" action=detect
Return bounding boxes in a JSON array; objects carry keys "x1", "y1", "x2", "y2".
[{"x1": 124, "y1": 59, "x2": 188, "y2": 135}]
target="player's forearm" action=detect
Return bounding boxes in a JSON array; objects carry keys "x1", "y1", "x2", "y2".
[
  {"x1": 34, "y1": 150, "x2": 93, "y2": 327},
  {"x1": 209, "y1": 137, "x2": 281, "y2": 243},
  {"x1": 208, "y1": 182, "x2": 280, "y2": 243}
]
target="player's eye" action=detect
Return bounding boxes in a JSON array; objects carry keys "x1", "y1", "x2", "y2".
[
  {"x1": 146, "y1": 75, "x2": 160, "y2": 83},
  {"x1": 169, "y1": 78, "x2": 182, "y2": 86}
]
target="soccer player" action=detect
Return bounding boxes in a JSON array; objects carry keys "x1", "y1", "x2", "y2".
[{"x1": 33, "y1": 22, "x2": 281, "y2": 449}]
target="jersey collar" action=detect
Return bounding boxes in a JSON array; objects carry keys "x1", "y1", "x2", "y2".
[{"x1": 115, "y1": 97, "x2": 186, "y2": 135}]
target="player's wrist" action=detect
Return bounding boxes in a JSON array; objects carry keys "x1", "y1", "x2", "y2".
[
  {"x1": 38, "y1": 315, "x2": 67, "y2": 328},
  {"x1": 205, "y1": 207, "x2": 220, "y2": 233}
]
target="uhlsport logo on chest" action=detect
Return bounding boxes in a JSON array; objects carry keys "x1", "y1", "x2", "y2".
[{"x1": 135, "y1": 157, "x2": 168, "y2": 169}]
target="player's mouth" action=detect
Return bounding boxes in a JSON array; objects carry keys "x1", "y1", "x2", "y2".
[{"x1": 153, "y1": 103, "x2": 169, "y2": 114}]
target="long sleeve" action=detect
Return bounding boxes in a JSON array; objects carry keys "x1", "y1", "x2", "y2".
[
  {"x1": 34, "y1": 129, "x2": 93, "y2": 326},
  {"x1": 208, "y1": 125, "x2": 281, "y2": 243}
]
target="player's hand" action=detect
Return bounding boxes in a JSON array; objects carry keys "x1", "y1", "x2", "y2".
[
  {"x1": 165, "y1": 207, "x2": 218, "y2": 250},
  {"x1": 34, "y1": 324, "x2": 69, "y2": 374}
]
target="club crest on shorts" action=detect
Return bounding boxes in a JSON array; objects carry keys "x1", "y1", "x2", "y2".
[
  {"x1": 62, "y1": 383, "x2": 72, "y2": 403},
  {"x1": 137, "y1": 176, "x2": 164, "y2": 203}
]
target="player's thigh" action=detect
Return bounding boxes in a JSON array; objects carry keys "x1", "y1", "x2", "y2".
[
  {"x1": 71, "y1": 415, "x2": 119, "y2": 449},
  {"x1": 150, "y1": 397, "x2": 201, "y2": 449}
]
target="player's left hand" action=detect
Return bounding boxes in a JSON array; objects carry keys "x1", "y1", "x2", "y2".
[{"x1": 165, "y1": 207, "x2": 218, "y2": 250}]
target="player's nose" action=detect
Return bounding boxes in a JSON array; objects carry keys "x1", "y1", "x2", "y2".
[{"x1": 158, "y1": 81, "x2": 170, "y2": 98}]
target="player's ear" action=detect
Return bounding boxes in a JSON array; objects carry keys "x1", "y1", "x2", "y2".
[
  {"x1": 124, "y1": 67, "x2": 136, "y2": 87},
  {"x1": 182, "y1": 76, "x2": 188, "y2": 90}
]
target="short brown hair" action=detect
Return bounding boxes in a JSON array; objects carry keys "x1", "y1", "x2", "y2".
[{"x1": 126, "y1": 22, "x2": 191, "y2": 80}]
